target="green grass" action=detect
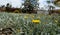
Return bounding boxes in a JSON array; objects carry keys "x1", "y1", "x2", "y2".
[{"x1": 0, "y1": 12, "x2": 60, "y2": 35}]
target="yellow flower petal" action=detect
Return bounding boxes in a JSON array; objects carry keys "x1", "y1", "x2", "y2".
[{"x1": 32, "y1": 19, "x2": 41, "y2": 23}]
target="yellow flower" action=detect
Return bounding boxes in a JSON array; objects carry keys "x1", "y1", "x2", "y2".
[{"x1": 32, "y1": 19, "x2": 41, "y2": 23}]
